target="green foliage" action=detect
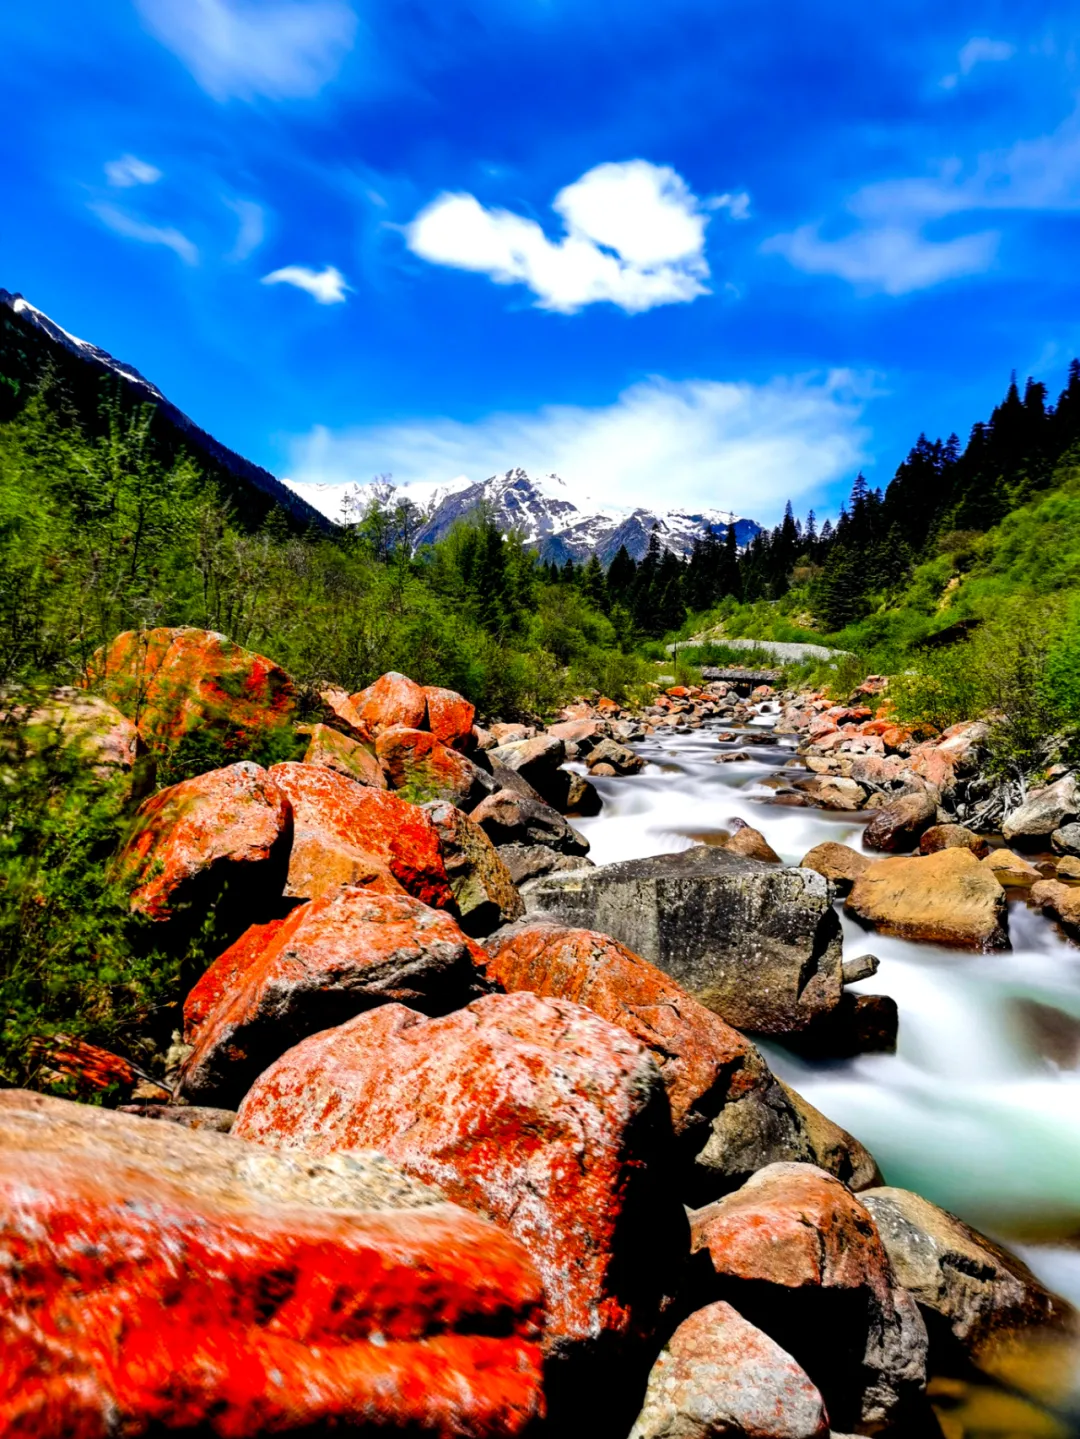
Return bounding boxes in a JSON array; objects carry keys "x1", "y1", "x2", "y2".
[{"x1": 0, "y1": 726, "x2": 177, "y2": 1087}]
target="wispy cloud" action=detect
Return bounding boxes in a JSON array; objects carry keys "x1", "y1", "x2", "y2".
[
  {"x1": 941, "y1": 36, "x2": 1016, "y2": 90},
  {"x1": 134, "y1": 0, "x2": 357, "y2": 102},
  {"x1": 765, "y1": 224, "x2": 998, "y2": 295},
  {"x1": 261, "y1": 263, "x2": 348, "y2": 302},
  {"x1": 90, "y1": 201, "x2": 198, "y2": 264},
  {"x1": 768, "y1": 104, "x2": 1080, "y2": 294},
  {"x1": 225, "y1": 198, "x2": 265, "y2": 260},
  {"x1": 105, "y1": 154, "x2": 162, "y2": 188},
  {"x1": 407, "y1": 160, "x2": 739, "y2": 314},
  {"x1": 283, "y1": 371, "x2": 870, "y2": 518}
]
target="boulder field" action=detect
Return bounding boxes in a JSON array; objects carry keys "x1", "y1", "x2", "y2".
[{"x1": 5, "y1": 634, "x2": 1076, "y2": 1437}]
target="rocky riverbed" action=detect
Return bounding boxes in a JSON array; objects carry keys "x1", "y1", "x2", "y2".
[{"x1": 5, "y1": 629, "x2": 1080, "y2": 1438}]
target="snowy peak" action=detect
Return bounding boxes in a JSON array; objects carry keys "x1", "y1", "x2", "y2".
[
  {"x1": 286, "y1": 467, "x2": 760, "y2": 563},
  {"x1": 1, "y1": 290, "x2": 166, "y2": 404}
]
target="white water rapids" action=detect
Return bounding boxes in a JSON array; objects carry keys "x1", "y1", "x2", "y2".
[{"x1": 572, "y1": 715, "x2": 1080, "y2": 1313}]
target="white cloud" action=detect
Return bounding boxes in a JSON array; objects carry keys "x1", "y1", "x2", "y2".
[
  {"x1": 406, "y1": 160, "x2": 738, "y2": 314},
  {"x1": 225, "y1": 198, "x2": 265, "y2": 260},
  {"x1": 105, "y1": 154, "x2": 162, "y2": 188},
  {"x1": 941, "y1": 36, "x2": 1016, "y2": 88},
  {"x1": 90, "y1": 202, "x2": 198, "y2": 264},
  {"x1": 768, "y1": 104, "x2": 1080, "y2": 293},
  {"x1": 261, "y1": 263, "x2": 348, "y2": 303},
  {"x1": 134, "y1": 0, "x2": 357, "y2": 101},
  {"x1": 764, "y1": 223, "x2": 998, "y2": 295},
  {"x1": 283, "y1": 371, "x2": 870, "y2": 519}
]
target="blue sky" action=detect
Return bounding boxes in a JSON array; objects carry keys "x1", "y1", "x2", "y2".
[{"x1": 4, "y1": 1, "x2": 1080, "y2": 525}]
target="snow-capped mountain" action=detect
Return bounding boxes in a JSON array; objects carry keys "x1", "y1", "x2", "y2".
[
  {"x1": 1, "y1": 288, "x2": 328, "y2": 531},
  {"x1": 286, "y1": 468, "x2": 761, "y2": 563}
]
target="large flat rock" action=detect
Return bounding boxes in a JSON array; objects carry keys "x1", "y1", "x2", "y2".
[{"x1": 523, "y1": 846, "x2": 843, "y2": 1035}]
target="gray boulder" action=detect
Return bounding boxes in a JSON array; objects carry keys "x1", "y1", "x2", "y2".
[
  {"x1": 488, "y1": 735, "x2": 567, "y2": 806},
  {"x1": 469, "y1": 789, "x2": 590, "y2": 856},
  {"x1": 1003, "y1": 774, "x2": 1080, "y2": 848},
  {"x1": 863, "y1": 788, "x2": 938, "y2": 852},
  {"x1": 586, "y1": 736, "x2": 645, "y2": 775},
  {"x1": 523, "y1": 845, "x2": 843, "y2": 1035},
  {"x1": 1052, "y1": 821, "x2": 1080, "y2": 857}
]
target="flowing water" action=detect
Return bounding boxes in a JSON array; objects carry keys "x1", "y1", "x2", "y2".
[{"x1": 573, "y1": 716, "x2": 1080, "y2": 1317}]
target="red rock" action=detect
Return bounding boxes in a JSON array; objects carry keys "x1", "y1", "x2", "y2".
[
  {"x1": 377, "y1": 726, "x2": 494, "y2": 808},
  {"x1": 807, "y1": 715, "x2": 839, "y2": 742},
  {"x1": 316, "y1": 685, "x2": 371, "y2": 739},
  {"x1": 179, "y1": 887, "x2": 488, "y2": 1107},
  {"x1": 302, "y1": 722, "x2": 385, "y2": 787},
  {"x1": 235, "y1": 992, "x2": 686, "y2": 1356},
  {"x1": 0, "y1": 1090, "x2": 544, "y2": 1439},
  {"x1": 629, "y1": 1301, "x2": 828, "y2": 1439},
  {"x1": 666, "y1": 686, "x2": 690, "y2": 698},
  {"x1": 117, "y1": 762, "x2": 292, "y2": 920},
  {"x1": 596, "y1": 696, "x2": 620, "y2": 716},
  {"x1": 423, "y1": 685, "x2": 476, "y2": 750},
  {"x1": 268, "y1": 762, "x2": 453, "y2": 909},
  {"x1": 29, "y1": 1035, "x2": 137, "y2": 1098},
  {"x1": 88, "y1": 627, "x2": 296, "y2": 754},
  {"x1": 690, "y1": 1163, "x2": 927, "y2": 1433},
  {"x1": 349, "y1": 671, "x2": 427, "y2": 736},
  {"x1": 484, "y1": 924, "x2": 762, "y2": 1138}
]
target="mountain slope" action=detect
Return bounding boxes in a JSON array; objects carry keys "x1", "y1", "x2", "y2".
[
  {"x1": 1, "y1": 290, "x2": 329, "y2": 533},
  {"x1": 287, "y1": 467, "x2": 761, "y2": 563}
]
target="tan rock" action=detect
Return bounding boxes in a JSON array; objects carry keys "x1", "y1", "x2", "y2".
[
  {"x1": 983, "y1": 849, "x2": 1042, "y2": 887},
  {"x1": 302, "y1": 722, "x2": 385, "y2": 787},
  {"x1": 919, "y1": 823, "x2": 990, "y2": 859},
  {"x1": 799, "y1": 842, "x2": 874, "y2": 894},
  {"x1": 1030, "y1": 880, "x2": 1080, "y2": 941},
  {"x1": 847, "y1": 848, "x2": 1009, "y2": 950}
]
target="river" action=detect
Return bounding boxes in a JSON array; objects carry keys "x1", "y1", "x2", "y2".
[{"x1": 572, "y1": 712, "x2": 1080, "y2": 1318}]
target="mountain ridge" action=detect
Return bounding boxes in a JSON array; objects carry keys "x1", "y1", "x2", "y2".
[{"x1": 286, "y1": 467, "x2": 761, "y2": 564}]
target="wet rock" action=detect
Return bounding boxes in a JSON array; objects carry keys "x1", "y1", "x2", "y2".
[
  {"x1": 497, "y1": 844, "x2": 595, "y2": 886},
  {"x1": 1003, "y1": 775, "x2": 1080, "y2": 849},
  {"x1": 234, "y1": 992, "x2": 688, "y2": 1364},
  {"x1": 688, "y1": 1163, "x2": 928, "y2": 1434},
  {"x1": 983, "y1": 848, "x2": 1041, "y2": 887},
  {"x1": 591, "y1": 762, "x2": 617, "y2": 776},
  {"x1": 776, "y1": 1083, "x2": 881, "y2": 1191},
  {"x1": 376, "y1": 725, "x2": 496, "y2": 807},
  {"x1": 470, "y1": 788, "x2": 591, "y2": 855},
  {"x1": 117, "y1": 761, "x2": 292, "y2": 922},
  {"x1": 1030, "y1": 880, "x2": 1080, "y2": 941},
  {"x1": 484, "y1": 922, "x2": 823, "y2": 1196},
  {"x1": 629, "y1": 1301, "x2": 829, "y2": 1439},
  {"x1": 179, "y1": 887, "x2": 488, "y2": 1107},
  {"x1": 348, "y1": 669, "x2": 427, "y2": 736},
  {"x1": 88, "y1": 626, "x2": 296, "y2": 755},
  {"x1": 863, "y1": 1186, "x2": 1077, "y2": 1397},
  {"x1": 269, "y1": 761, "x2": 454, "y2": 909},
  {"x1": 792, "y1": 776, "x2": 867, "y2": 811},
  {"x1": 1057, "y1": 855, "x2": 1080, "y2": 881},
  {"x1": 790, "y1": 992, "x2": 899, "y2": 1060},
  {"x1": 422, "y1": 799, "x2": 524, "y2": 934},
  {"x1": 523, "y1": 846, "x2": 843, "y2": 1036},
  {"x1": 301, "y1": 721, "x2": 385, "y2": 787},
  {"x1": 564, "y1": 771, "x2": 602, "y2": 815},
  {"x1": 586, "y1": 736, "x2": 646, "y2": 775},
  {"x1": 919, "y1": 823, "x2": 991, "y2": 859},
  {"x1": 487, "y1": 734, "x2": 568, "y2": 805},
  {"x1": 422, "y1": 684, "x2": 475, "y2": 750},
  {"x1": 720, "y1": 822, "x2": 782, "y2": 863},
  {"x1": 847, "y1": 848, "x2": 1009, "y2": 950},
  {"x1": 0, "y1": 1090, "x2": 543, "y2": 1439},
  {"x1": 841, "y1": 952, "x2": 880, "y2": 984},
  {"x1": 863, "y1": 787, "x2": 939, "y2": 853},
  {"x1": 1052, "y1": 823, "x2": 1080, "y2": 858}
]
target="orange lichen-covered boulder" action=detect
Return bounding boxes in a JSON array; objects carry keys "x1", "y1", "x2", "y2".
[
  {"x1": 235, "y1": 992, "x2": 688, "y2": 1361},
  {"x1": 689, "y1": 1163, "x2": 927, "y2": 1433},
  {"x1": 268, "y1": 762, "x2": 454, "y2": 909},
  {"x1": 377, "y1": 727, "x2": 495, "y2": 808},
  {"x1": 88, "y1": 627, "x2": 296, "y2": 754},
  {"x1": 0, "y1": 1091, "x2": 545, "y2": 1439},
  {"x1": 117, "y1": 762, "x2": 292, "y2": 921},
  {"x1": 350, "y1": 671, "x2": 427, "y2": 736},
  {"x1": 28, "y1": 1035, "x2": 137, "y2": 1100},
  {"x1": 179, "y1": 888, "x2": 489, "y2": 1108},
  {"x1": 423, "y1": 686, "x2": 476, "y2": 750},
  {"x1": 302, "y1": 722, "x2": 385, "y2": 788},
  {"x1": 485, "y1": 924, "x2": 763, "y2": 1137}
]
